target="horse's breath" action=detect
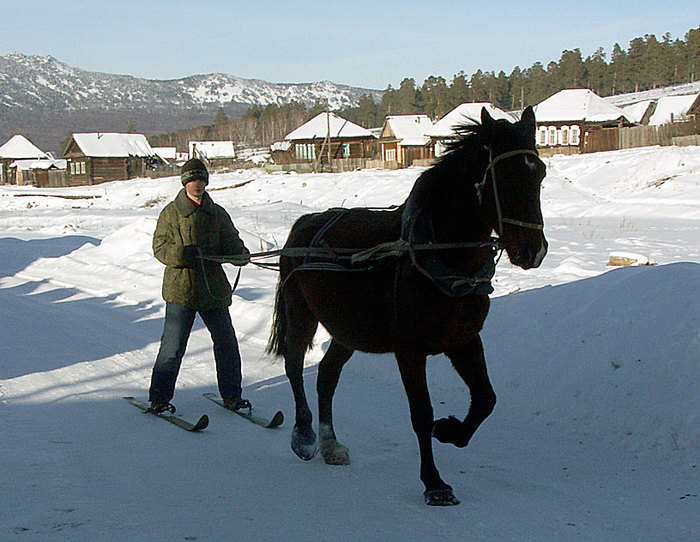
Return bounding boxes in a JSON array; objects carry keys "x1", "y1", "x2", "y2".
[{"x1": 268, "y1": 106, "x2": 547, "y2": 506}]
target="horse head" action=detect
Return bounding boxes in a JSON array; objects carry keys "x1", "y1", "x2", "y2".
[{"x1": 478, "y1": 106, "x2": 548, "y2": 269}]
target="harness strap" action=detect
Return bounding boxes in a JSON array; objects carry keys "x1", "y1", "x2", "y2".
[{"x1": 477, "y1": 148, "x2": 544, "y2": 235}]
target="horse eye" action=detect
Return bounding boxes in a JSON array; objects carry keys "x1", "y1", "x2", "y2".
[{"x1": 524, "y1": 156, "x2": 545, "y2": 180}]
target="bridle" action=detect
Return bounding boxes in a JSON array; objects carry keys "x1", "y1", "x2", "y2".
[{"x1": 475, "y1": 148, "x2": 545, "y2": 236}]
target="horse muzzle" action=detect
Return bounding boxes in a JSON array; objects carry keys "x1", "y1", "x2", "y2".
[{"x1": 509, "y1": 237, "x2": 548, "y2": 270}]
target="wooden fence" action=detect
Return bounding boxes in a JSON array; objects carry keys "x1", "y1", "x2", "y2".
[{"x1": 585, "y1": 119, "x2": 699, "y2": 153}]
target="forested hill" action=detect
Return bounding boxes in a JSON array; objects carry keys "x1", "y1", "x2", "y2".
[{"x1": 338, "y1": 26, "x2": 700, "y2": 128}]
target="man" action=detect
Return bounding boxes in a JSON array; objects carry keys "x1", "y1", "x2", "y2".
[{"x1": 148, "y1": 157, "x2": 251, "y2": 413}]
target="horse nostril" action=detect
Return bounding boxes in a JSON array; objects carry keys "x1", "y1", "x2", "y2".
[{"x1": 519, "y1": 246, "x2": 534, "y2": 265}]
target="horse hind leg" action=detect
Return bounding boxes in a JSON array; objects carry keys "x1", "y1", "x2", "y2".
[
  {"x1": 282, "y1": 286, "x2": 319, "y2": 461},
  {"x1": 434, "y1": 336, "x2": 497, "y2": 448},
  {"x1": 317, "y1": 339, "x2": 354, "y2": 465}
]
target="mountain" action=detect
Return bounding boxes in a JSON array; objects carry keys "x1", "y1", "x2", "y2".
[{"x1": 0, "y1": 53, "x2": 382, "y2": 153}]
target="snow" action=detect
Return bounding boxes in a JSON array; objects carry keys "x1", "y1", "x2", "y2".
[
  {"x1": 1, "y1": 144, "x2": 699, "y2": 540},
  {"x1": 534, "y1": 89, "x2": 629, "y2": 124},
  {"x1": 648, "y1": 94, "x2": 700, "y2": 126},
  {"x1": 384, "y1": 115, "x2": 434, "y2": 146},
  {"x1": 70, "y1": 133, "x2": 155, "y2": 158},
  {"x1": 427, "y1": 103, "x2": 515, "y2": 137},
  {"x1": 0, "y1": 134, "x2": 49, "y2": 159},
  {"x1": 285, "y1": 112, "x2": 376, "y2": 140}
]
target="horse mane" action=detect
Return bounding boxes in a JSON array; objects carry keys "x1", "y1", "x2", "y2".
[{"x1": 435, "y1": 120, "x2": 487, "y2": 167}]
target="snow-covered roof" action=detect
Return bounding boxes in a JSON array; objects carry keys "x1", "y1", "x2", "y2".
[
  {"x1": 270, "y1": 140, "x2": 292, "y2": 152},
  {"x1": 71, "y1": 133, "x2": 154, "y2": 158},
  {"x1": 648, "y1": 94, "x2": 699, "y2": 126},
  {"x1": 0, "y1": 135, "x2": 49, "y2": 159},
  {"x1": 384, "y1": 115, "x2": 434, "y2": 146},
  {"x1": 285, "y1": 112, "x2": 375, "y2": 140},
  {"x1": 620, "y1": 100, "x2": 655, "y2": 124},
  {"x1": 534, "y1": 89, "x2": 628, "y2": 124},
  {"x1": 10, "y1": 158, "x2": 66, "y2": 170},
  {"x1": 152, "y1": 146, "x2": 177, "y2": 161},
  {"x1": 426, "y1": 103, "x2": 515, "y2": 138},
  {"x1": 189, "y1": 141, "x2": 236, "y2": 159}
]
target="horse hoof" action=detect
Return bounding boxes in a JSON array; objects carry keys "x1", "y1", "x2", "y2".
[
  {"x1": 291, "y1": 426, "x2": 317, "y2": 461},
  {"x1": 320, "y1": 439, "x2": 350, "y2": 465},
  {"x1": 424, "y1": 488, "x2": 460, "y2": 506},
  {"x1": 432, "y1": 416, "x2": 469, "y2": 448}
]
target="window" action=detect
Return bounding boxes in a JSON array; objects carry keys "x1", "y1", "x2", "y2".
[
  {"x1": 548, "y1": 127, "x2": 557, "y2": 146},
  {"x1": 80, "y1": 162, "x2": 86, "y2": 174},
  {"x1": 385, "y1": 149, "x2": 396, "y2": 161},
  {"x1": 570, "y1": 125, "x2": 581, "y2": 146},
  {"x1": 341, "y1": 143, "x2": 351, "y2": 158},
  {"x1": 538, "y1": 127, "x2": 548, "y2": 146},
  {"x1": 560, "y1": 126, "x2": 569, "y2": 145},
  {"x1": 70, "y1": 162, "x2": 76, "y2": 174},
  {"x1": 295, "y1": 143, "x2": 316, "y2": 161}
]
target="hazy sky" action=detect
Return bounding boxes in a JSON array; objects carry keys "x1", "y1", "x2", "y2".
[{"x1": 1, "y1": 1, "x2": 696, "y2": 90}]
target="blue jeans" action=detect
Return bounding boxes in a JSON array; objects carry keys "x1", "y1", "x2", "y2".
[{"x1": 149, "y1": 302, "x2": 242, "y2": 403}]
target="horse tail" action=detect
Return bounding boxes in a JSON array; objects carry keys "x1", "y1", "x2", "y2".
[{"x1": 266, "y1": 276, "x2": 287, "y2": 357}]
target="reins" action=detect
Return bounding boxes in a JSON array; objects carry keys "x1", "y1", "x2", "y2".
[{"x1": 198, "y1": 146, "x2": 543, "y2": 298}]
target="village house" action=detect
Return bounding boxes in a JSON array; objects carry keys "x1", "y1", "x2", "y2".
[
  {"x1": 378, "y1": 115, "x2": 434, "y2": 168},
  {"x1": 426, "y1": 103, "x2": 515, "y2": 157},
  {"x1": 188, "y1": 141, "x2": 237, "y2": 170},
  {"x1": 533, "y1": 89, "x2": 631, "y2": 155},
  {"x1": 63, "y1": 133, "x2": 157, "y2": 185},
  {"x1": 0, "y1": 135, "x2": 50, "y2": 184},
  {"x1": 283, "y1": 112, "x2": 378, "y2": 170},
  {"x1": 10, "y1": 158, "x2": 67, "y2": 187}
]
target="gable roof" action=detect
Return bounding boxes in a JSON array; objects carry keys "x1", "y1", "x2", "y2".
[
  {"x1": 383, "y1": 115, "x2": 434, "y2": 146},
  {"x1": 70, "y1": 133, "x2": 155, "y2": 158},
  {"x1": 426, "y1": 103, "x2": 515, "y2": 138},
  {"x1": 648, "y1": 93, "x2": 700, "y2": 125},
  {"x1": 620, "y1": 100, "x2": 655, "y2": 124},
  {"x1": 10, "y1": 158, "x2": 66, "y2": 170},
  {"x1": 0, "y1": 135, "x2": 49, "y2": 159},
  {"x1": 534, "y1": 89, "x2": 628, "y2": 124},
  {"x1": 189, "y1": 140, "x2": 236, "y2": 159},
  {"x1": 285, "y1": 112, "x2": 375, "y2": 140}
]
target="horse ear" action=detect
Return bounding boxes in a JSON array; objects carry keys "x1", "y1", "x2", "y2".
[
  {"x1": 481, "y1": 107, "x2": 494, "y2": 127},
  {"x1": 520, "y1": 105, "x2": 536, "y2": 134}
]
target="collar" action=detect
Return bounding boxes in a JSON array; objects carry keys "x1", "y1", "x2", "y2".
[{"x1": 174, "y1": 188, "x2": 215, "y2": 216}]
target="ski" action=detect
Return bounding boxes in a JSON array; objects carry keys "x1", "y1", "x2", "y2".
[
  {"x1": 123, "y1": 396, "x2": 209, "y2": 432},
  {"x1": 203, "y1": 392, "x2": 284, "y2": 428}
]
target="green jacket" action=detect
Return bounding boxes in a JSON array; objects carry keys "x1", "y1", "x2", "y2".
[{"x1": 153, "y1": 189, "x2": 249, "y2": 310}]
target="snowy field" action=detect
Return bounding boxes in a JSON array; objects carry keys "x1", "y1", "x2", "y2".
[{"x1": 0, "y1": 145, "x2": 698, "y2": 541}]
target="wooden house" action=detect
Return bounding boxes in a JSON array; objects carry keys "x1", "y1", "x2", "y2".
[
  {"x1": 379, "y1": 115, "x2": 434, "y2": 168},
  {"x1": 0, "y1": 135, "x2": 49, "y2": 184},
  {"x1": 533, "y1": 89, "x2": 631, "y2": 155},
  {"x1": 284, "y1": 112, "x2": 378, "y2": 166},
  {"x1": 9, "y1": 159, "x2": 67, "y2": 187},
  {"x1": 426, "y1": 103, "x2": 515, "y2": 157},
  {"x1": 63, "y1": 133, "x2": 156, "y2": 185},
  {"x1": 188, "y1": 141, "x2": 237, "y2": 170}
]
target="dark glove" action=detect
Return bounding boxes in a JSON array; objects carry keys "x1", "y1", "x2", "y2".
[
  {"x1": 182, "y1": 244, "x2": 200, "y2": 268},
  {"x1": 231, "y1": 252, "x2": 250, "y2": 267}
]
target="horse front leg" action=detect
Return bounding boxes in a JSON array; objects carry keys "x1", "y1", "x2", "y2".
[
  {"x1": 396, "y1": 350, "x2": 460, "y2": 506},
  {"x1": 434, "y1": 336, "x2": 497, "y2": 448},
  {"x1": 317, "y1": 339, "x2": 354, "y2": 465}
]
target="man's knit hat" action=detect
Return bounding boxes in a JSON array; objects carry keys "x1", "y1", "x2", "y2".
[{"x1": 181, "y1": 158, "x2": 209, "y2": 186}]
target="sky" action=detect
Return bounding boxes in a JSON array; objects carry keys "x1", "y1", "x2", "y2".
[{"x1": 0, "y1": 1, "x2": 697, "y2": 90}]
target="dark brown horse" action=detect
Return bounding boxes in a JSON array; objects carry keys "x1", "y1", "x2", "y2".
[{"x1": 267, "y1": 106, "x2": 547, "y2": 506}]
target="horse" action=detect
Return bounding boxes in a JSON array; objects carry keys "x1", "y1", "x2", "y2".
[{"x1": 267, "y1": 106, "x2": 547, "y2": 506}]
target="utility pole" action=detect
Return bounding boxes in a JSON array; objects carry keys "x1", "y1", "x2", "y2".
[{"x1": 326, "y1": 103, "x2": 332, "y2": 169}]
